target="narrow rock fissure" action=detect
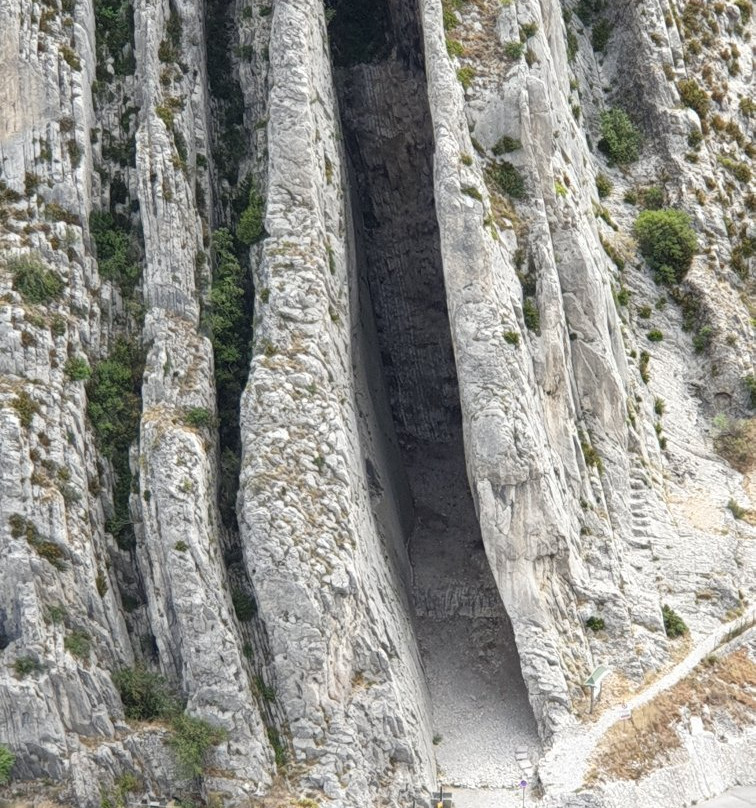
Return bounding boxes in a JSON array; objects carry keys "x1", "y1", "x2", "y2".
[
  {"x1": 326, "y1": 0, "x2": 540, "y2": 788},
  {"x1": 203, "y1": 0, "x2": 289, "y2": 758}
]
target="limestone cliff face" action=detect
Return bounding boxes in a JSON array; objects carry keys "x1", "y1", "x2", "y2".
[{"x1": 0, "y1": 0, "x2": 753, "y2": 805}]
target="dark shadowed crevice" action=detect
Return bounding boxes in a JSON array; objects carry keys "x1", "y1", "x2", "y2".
[{"x1": 326, "y1": 0, "x2": 540, "y2": 787}]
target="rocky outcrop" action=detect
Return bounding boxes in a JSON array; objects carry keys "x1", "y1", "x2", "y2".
[{"x1": 0, "y1": 0, "x2": 753, "y2": 803}]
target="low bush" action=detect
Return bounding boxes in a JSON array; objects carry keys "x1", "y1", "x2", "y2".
[
  {"x1": 487, "y1": 161, "x2": 526, "y2": 198},
  {"x1": 598, "y1": 108, "x2": 642, "y2": 165},
  {"x1": 504, "y1": 40, "x2": 524, "y2": 59},
  {"x1": 591, "y1": 18, "x2": 611, "y2": 51},
  {"x1": 87, "y1": 339, "x2": 143, "y2": 549},
  {"x1": 183, "y1": 407, "x2": 213, "y2": 428},
  {"x1": 10, "y1": 514, "x2": 67, "y2": 570},
  {"x1": 522, "y1": 297, "x2": 540, "y2": 333},
  {"x1": 595, "y1": 173, "x2": 612, "y2": 198},
  {"x1": 12, "y1": 391, "x2": 40, "y2": 428},
  {"x1": 640, "y1": 185, "x2": 664, "y2": 210},
  {"x1": 14, "y1": 656, "x2": 43, "y2": 678},
  {"x1": 64, "y1": 356, "x2": 91, "y2": 381},
  {"x1": 232, "y1": 589, "x2": 257, "y2": 621},
  {"x1": 64, "y1": 629, "x2": 92, "y2": 659},
  {"x1": 9, "y1": 255, "x2": 64, "y2": 304},
  {"x1": 113, "y1": 665, "x2": 179, "y2": 721},
  {"x1": 634, "y1": 209, "x2": 697, "y2": 284},
  {"x1": 89, "y1": 212, "x2": 140, "y2": 295},
  {"x1": 646, "y1": 329, "x2": 664, "y2": 342},
  {"x1": 713, "y1": 415, "x2": 755, "y2": 472},
  {"x1": 492, "y1": 135, "x2": 521, "y2": 155},
  {"x1": 169, "y1": 714, "x2": 226, "y2": 777},
  {"x1": 744, "y1": 374, "x2": 756, "y2": 409},
  {"x1": 692, "y1": 325, "x2": 713, "y2": 353},
  {"x1": 677, "y1": 78, "x2": 710, "y2": 119},
  {"x1": 662, "y1": 604, "x2": 688, "y2": 638},
  {"x1": 581, "y1": 440, "x2": 603, "y2": 472},
  {"x1": 586, "y1": 616, "x2": 605, "y2": 632},
  {"x1": 236, "y1": 184, "x2": 265, "y2": 246},
  {"x1": 0, "y1": 745, "x2": 14, "y2": 785},
  {"x1": 575, "y1": 0, "x2": 604, "y2": 25},
  {"x1": 457, "y1": 66, "x2": 475, "y2": 89}
]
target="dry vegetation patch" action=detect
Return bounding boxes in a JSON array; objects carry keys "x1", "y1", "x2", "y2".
[{"x1": 586, "y1": 648, "x2": 756, "y2": 784}]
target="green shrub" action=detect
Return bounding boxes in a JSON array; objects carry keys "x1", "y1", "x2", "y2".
[
  {"x1": 87, "y1": 339, "x2": 144, "y2": 549},
  {"x1": 255, "y1": 675, "x2": 276, "y2": 703},
  {"x1": 654, "y1": 397, "x2": 665, "y2": 416},
  {"x1": 446, "y1": 37, "x2": 464, "y2": 57},
  {"x1": 503, "y1": 330, "x2": 519, "y2": 345},
  {"x1": 232, "y1": 589, "x2": 257, "y2": 621},
  {"x1": 662, "y1": 604, "x2": 688, "y2": 638},
  {"x1": 744, "y1": 375, "x2": 756, "y2": 409},
  {"x1": 634, "y1": 209, "x2": 697, "y2": 284},
  {"x1": 169, "y1": 714, "x2": 226, "y2": 777},
  {"x1": 11, "y1": 391, "x2": 40, "y2": 428},
  {"x1": 586, "y1": 616, "x2": 605, "y2": 632},
  {"x1": 94, "y1": 0, "x2": 135, "y2": 74},
  {"x1": 692, "y1": 325, "x2": 713, "y2": 353},
  {"x1": 677, "y1": 78, "x2": 710, "y2": 119},
  {"x1": 457, "y1": 66, "x2": 475, "y2": 89},
  {"x1": 9, "y1": 255, "x2": 64, "y2": 304},
  {"x1": 520, "y1": 21, "x2": 538, "y2": 38},
  {"x1": 640, "y1": 185, "x2": 664, "y2": 210},
  {"x1": 113, "y1": 665, "x2": 179, "y2": 720},
  {"x1": 266, "y1": 726, "x2": 286, "y2": 768},
  {"x1": 89, "y1": 212, "x2": 140, "y2": 294},
  {"x1": 488, "y1": 161, "x2": 526, "y2": 199},
  {"x1": 174, "y1": 540, "x2": 188, "y2": 551},
  {"x1": 183, "y1": 407, "x2": 213, "y2": 428},
  {"x1": 639, "y1": 351, "x2": 650, "y2": 383},
  {"x1": 10, "y1": 514, "x2": 67, "y2": 570},
  {"x1": 591, "y1": 18, "x2": 611, "y2": 51},
  {"x1": 575, "y1": 0, "x2": 604, "y2": 25},
  {"x1": 13, "y1": 656, "x2": 42, "y2": 678},
  {"x1": 717, "y1": 155, "x2": 751, "y2": 184},
  {"x1": 595, "y1": 173, "x2": 612, "y2": 198},
  {"x1": 0, "y1": 745, "x2": 15, "y2": 785},
  {"x1": 522, "y1": 297, "x2": 540, "y2": 333},
  {"x1": 64, "y1": 629, "x2": 91, "y2": 659},
  {"x1": 581, "y1": 440, "x2": 603, "y2": 471},
  {"x1": 714, "y1": 416, "x2": 754, "y2": 472},
  {"x1": 208, "y1": 229, "x2": 248, "y2": 422},
  {"x1": 504, "y1": 40, "x2": 524, "y2": 59},
  {"x1": 492, "y1": 135, "x2": 521, "y2": 155},
  {"x1": 598, "y1": 108, "x2": 642, "y2": 164},
  {"x1": 646, "y1": 329, "x2": 664, "y2": 342},
  {"x1": 237, "y1": 185, "x2": 265, "y2": 245},
  {"x1": 64, "y1": 356, "x2": 92, "y2": 381}
]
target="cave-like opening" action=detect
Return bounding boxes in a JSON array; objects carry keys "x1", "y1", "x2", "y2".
[{"x1": 325, "y1": 0, "x2": 540, "y2": 787}]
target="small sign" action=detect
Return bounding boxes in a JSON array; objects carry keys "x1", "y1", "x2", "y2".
[
  {"x1": 620, "y1": 704, "x2": 632, "y2": 720},
  {"x1": 519, "y1": 780, "x2": 528, "y2": 789}
]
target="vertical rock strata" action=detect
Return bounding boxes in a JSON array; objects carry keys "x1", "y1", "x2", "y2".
[
  {"x1": 0, "y1": 0, "x2": 753, "y2": 803},
  {"x1": 237, "y1": 1, "x2": 435, "y2": 803}
]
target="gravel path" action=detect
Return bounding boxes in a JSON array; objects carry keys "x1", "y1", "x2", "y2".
[{"x1": 539, "y1": 607, "x2": 756, "y2": 796}]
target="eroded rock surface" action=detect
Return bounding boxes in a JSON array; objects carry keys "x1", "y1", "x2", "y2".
[{"x1": 0, "y1": 0, "x2": 753, "y2": 804}]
